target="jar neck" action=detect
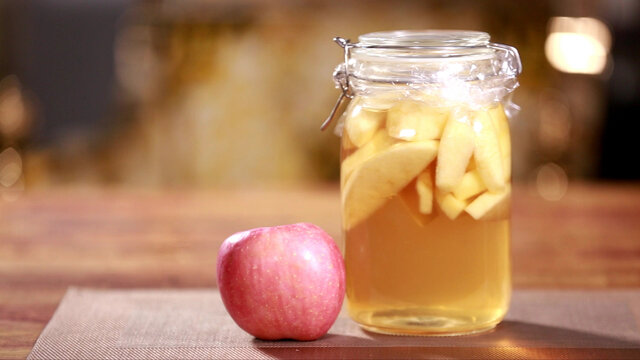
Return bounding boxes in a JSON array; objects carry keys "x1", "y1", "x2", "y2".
[
  {"x1": 346, "y1": 76, "x2": 520, "y2": 111},
  {"x1": 333, "y1": 30, "x2": 521, "y2": 107}
]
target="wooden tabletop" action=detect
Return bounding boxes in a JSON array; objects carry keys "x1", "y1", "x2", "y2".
[{"x1": 1, "y1": 182, "x2": 639, "y2": 359}]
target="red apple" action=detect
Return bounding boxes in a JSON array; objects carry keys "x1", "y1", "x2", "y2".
[{"x1": 217, "y1": 222, "x2": 345, "y2": 341}]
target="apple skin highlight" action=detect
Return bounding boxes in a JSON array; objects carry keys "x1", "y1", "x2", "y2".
[{"x1": 217, "y1": 223, "x2": 346, "y2": 341}]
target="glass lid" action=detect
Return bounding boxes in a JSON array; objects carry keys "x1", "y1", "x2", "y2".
[{"x1": 358, "y1": 30, "x2": 491, "y2": 48}]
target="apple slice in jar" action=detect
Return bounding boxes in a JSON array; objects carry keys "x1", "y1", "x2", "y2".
[
  {"x1": 398, "y1": 178, "x2": 436, "y2": 227},
  {"x1": 386, "y1": 101, "x2": 448, "y2": 141},
  {"x1": 341, "y1": 130, "x2": 396, "y2": 188},
  {"x1": 342, "y1": 140, "x2": 438, "y2": 230},
  {"x1": 416, "y1": 168, "x2": 434, "y2": 214},
  {"x1": 344, "y1": 100, "x2": 387, "y2": 148},
  {"x1": 341, "y1": 128, "x2": 357, "y2": 152},
  {"x1": 398, "y1": 167, "x2": 435, "y2": 226},
  {"x1": 435, "y1": 190, "x2": 468, "y2": 220},
  {"x1": 465, "y1": 184, "x2": 511, "y2": 221},
  {"x1": 436, "y1": 109, "x2": 475, "y2": 192},
  {"x1": 472, "y1": 110, "x2": 505, "y2": 192},
  {"x1": 488, "y1": 104, "x2": 511, "y2": 181},
  {"x1": 452, "y1": 169, "x2": 487, "y2": 201}
]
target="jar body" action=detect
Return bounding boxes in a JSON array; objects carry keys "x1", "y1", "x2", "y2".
[{"x1": 340, "y1": 93, "x2": 512, "y2": 335}]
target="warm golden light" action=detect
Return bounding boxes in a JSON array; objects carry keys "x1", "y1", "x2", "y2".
[
  {"x1": 0, "y1": 85, "x2": 27, "y2": 137},
  {"x1": 536, "y1": 163, "x2": 568, "y2": 201},
  {"x1": 544, "y1": 17, "x2": 611, "y2": 75},
  {"x1": 0, "y1": 147, "x2": 22, "y2": 188}
]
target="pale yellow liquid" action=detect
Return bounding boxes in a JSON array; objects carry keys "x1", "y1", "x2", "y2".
[{"x1": 344, "y1": 195, "x2": 510, "y2": 335}]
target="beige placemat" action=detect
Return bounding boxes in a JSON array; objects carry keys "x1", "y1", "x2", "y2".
[{"x1": 28, "y1": 288, "x2": 640, "y2": 359}]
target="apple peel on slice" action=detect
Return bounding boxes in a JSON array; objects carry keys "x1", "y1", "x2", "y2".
[{"x1": 342, "y1": 140, "x2": 439, "y2": 230}]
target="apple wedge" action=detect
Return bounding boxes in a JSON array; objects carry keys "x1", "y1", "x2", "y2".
[
  {"x1": 341, "y1": 128, "x2": 357, "y2": 151},
  {"x1": 344, "y1": 101, "x2": 387, "y2": 148},
  {"x1": 435, "y1": 190, "x2": 468, "y2": 220},
  {"x1": 465, "y1": 184, "x2": 511, "y2": 221},
  {"x1": 341, "y1": 130, "x2": 397, "y2": 188},
  {"x1": 452, "y1": 170, "x2": 487, "y2": 201},
  {"x1": 342, "y1": 140, "x2": 439, "y2": 230},
  {"x1": 387, "y1": 101, "x2": 448, "y2": 141},
  {"x1": 435, "y1": 110, "x2": 475, "y2": 192},
  {"x1": 416, "y1": 169, "x2": 434, "y2": 214},
  {"x1": 398, "y1": 178, "x2": 436, "y2": 227},
  {"x1": 488, "y1": 104, "x2": 511, "y2": 181},
  {"x1": 472, "y1": 110, "x2": 505, "y2": 192}
]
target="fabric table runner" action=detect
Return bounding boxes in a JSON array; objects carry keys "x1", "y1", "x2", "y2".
[{"x1": 28, "y1": 288, "x2": 640, "y2": 359}]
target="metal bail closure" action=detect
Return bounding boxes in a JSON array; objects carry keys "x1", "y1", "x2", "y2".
[{"x1": 320, "y1": 37, "x2": 353, "y2": 131}]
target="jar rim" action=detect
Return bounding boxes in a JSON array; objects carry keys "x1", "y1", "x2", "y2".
[
  {"x1": 358, "y1": 30, "x2": 491, "y2": 48},
  {"x1": 350, "y1": 30, "x2": 500, "y2": 63}
]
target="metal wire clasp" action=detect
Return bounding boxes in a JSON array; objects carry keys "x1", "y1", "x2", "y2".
[{"x1": 320, "y1": 37, "x2": 354, "y2": 131}]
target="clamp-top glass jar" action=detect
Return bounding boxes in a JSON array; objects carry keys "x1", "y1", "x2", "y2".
[{"x1": 327, "y1": 30, "x2": 521, "y2": 336}]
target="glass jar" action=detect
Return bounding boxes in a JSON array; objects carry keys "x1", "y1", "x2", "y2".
[{"x1": 327, "y1": 30, "x2": 521, "y2": 336}]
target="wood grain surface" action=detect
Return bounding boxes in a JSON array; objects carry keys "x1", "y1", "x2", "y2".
[{"x1": 1, "y1": 182, "x2": 639, "y2": 359}]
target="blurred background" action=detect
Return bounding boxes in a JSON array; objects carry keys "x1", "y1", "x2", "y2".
[{"x1": 0, "y1": 0, "x2": 638, "y2": 200}]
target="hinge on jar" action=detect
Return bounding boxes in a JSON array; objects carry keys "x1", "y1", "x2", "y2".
[{"x1": 320, "y1": 37, "x2": 354, "y2": 131}]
